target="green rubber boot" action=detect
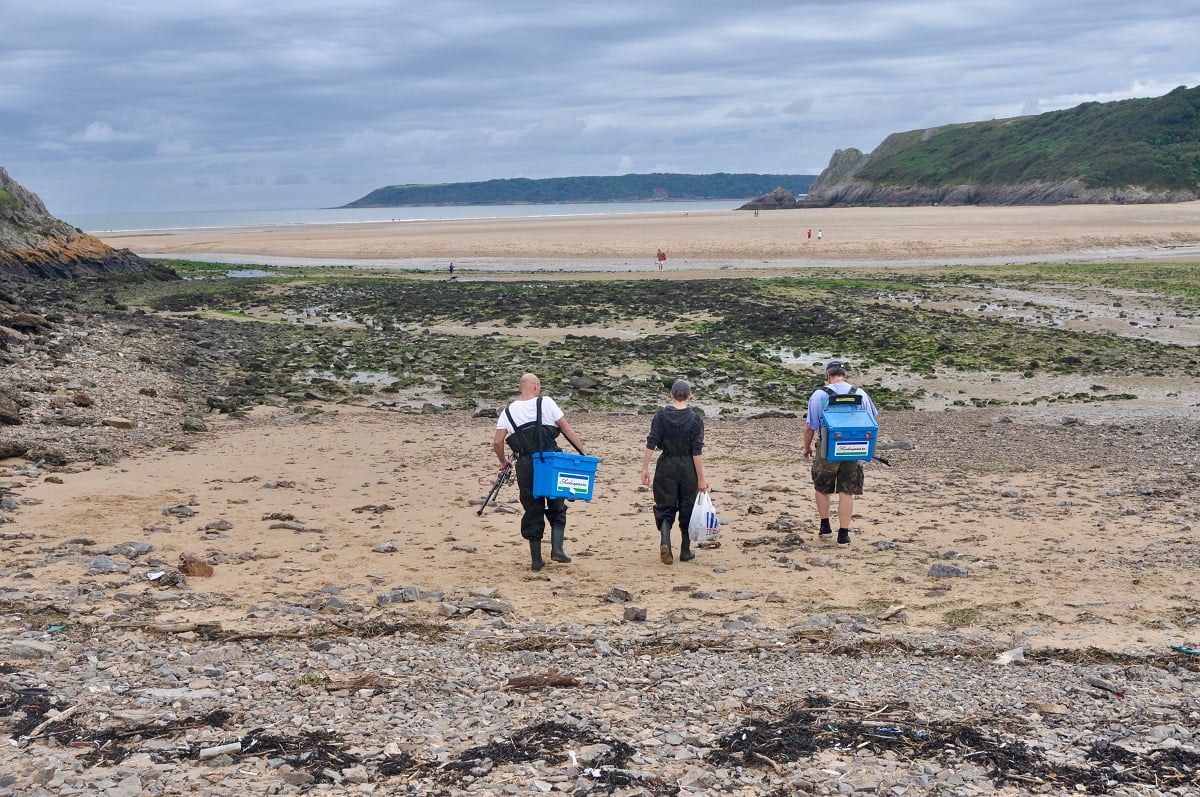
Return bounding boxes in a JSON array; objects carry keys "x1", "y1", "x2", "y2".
[
  {"x1": 659, "y1": 520, "x2": 673, "y2": 565},
  {"x1": 679, "y1": 528, "x2": 695, "y2": 562},
  {"x1": 529, "y1": 539, "x2": 545, "y2": 571},
  {"x1": 550, "y1": 525, "x2": 571, "y2": 563}
]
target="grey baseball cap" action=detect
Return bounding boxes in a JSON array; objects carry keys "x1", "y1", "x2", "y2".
[{"x1": 671, "y1": 379, "x2": 692, "y2": 398}]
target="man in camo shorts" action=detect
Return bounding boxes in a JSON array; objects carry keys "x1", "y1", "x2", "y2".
[{"x1": 802, "y1": 361, "x2": 878, "y2": 547}]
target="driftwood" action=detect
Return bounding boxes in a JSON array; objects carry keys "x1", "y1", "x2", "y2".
[
  {"x1": 504, "y1": 671, "x2": 581, "y2": 690},
  {"x1": 106, "y1": 621, "x2": 223, "y2": 635},
  {"x1": 25, "y1": 704, "x2": 81, "y2": 740}
]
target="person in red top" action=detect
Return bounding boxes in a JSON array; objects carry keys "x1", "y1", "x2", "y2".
[{"x1": 656, "y1": 249, "x2": 667, "y2": 269}]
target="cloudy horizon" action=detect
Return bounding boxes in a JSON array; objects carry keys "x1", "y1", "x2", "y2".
[{"x1": 3, "y1": 1, "x2": 1198, "y2": 215}]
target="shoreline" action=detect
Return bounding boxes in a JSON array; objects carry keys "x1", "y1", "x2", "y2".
[{"x1": 100, "y1": 202, "x2": 1200, "y2": 268}]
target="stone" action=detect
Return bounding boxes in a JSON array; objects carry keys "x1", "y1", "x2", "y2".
[
  {"x1": 928, "y1": 563, "x2": 969, "y2": 578},
  {"x1": 10, "y1": 639, "x2": 56, "y2": 659},
  {"x1": 105, "y1": 541, "x2": 152, "y2": 558},
  {"x1": 607, "y1": 585, "x2": 634, "y2": 603},
  {"x1": 86, "y1": 554, "x2": 132, "y2": 575},
  {"x1": 178, "y1": 556, "x2": 214, "y2": 577},
  {"x1": 461, "y1": 596, "x2": 515, "y2": 615},
  {"x1": 101, "y1": 416, "x2": 134, "y2": 429},
  {"x1": 0, "y1": 393, "x2": 22, "y2": 425}
]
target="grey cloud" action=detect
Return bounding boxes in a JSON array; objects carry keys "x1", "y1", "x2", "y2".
[{"x1": 1, "y1": 0, "x2": 1197, "y2": 213}]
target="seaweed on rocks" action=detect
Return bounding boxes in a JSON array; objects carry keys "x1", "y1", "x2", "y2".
[
  {"x1": 237, "y1": 727, "x2": 362, "y2": 782},
  {"x1": 706, "y1": 695, "x2": 1200, "y2": 794}
]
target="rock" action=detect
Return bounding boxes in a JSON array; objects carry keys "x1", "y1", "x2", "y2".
[
  {"x1": 461, "y1": 596, "x2": 515, "y2": 615},
  {"x1": 377, "y1": 587, "x2": 421, "y2": 605},
  {"x1": 569, "y1": 374, "x2": 601, "y2": 390},
  {"x1": 0, "y1": 393, "x2": 22, "y2": 425},
  {"x1": 607, "y1": 585, "x2": 634, "y2": 603},
  {"x1": 10, "y1": 638, "x2": 56, "y2": 658},
  {"x1": 180, "y1": 416, "x2": 208, "y2": 432},
  {"x1": 372, "y1": 540, "x2": 398, "y2": 553},
  {"x1": 101, "y1": 416, "x2": 134, "y2": 429},
  {"x1": 994, "y1": 647, "x2": 1025, "y2": 665},
  {"x1": 623, "y1": 606, "x2": 647, "y2": 621},
  {"x1": 105, "y1": 541, "x2": 152, "y2": 558},
  {"x1": 87, "y1": 554, "x2": 132, "y2": 575},
  {"x1": 178, "y1": 556, "x2": 214, "y2": 577},
  {"x1": 928, "y1": 563, "x2": 969, "y2": 578}
]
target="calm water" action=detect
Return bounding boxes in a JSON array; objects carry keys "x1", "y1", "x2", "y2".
[{"x1": 67, "y1": 200, "x2": 741, "y2": 233}]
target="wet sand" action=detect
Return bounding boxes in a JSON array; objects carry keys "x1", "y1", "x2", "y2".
[{"x1": 100, "y1": 202, "x2": 1200, "y2": 271}]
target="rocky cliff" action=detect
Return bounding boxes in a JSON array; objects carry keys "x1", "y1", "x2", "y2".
[
  {"x1": 801, "y1": 145, "x2": 1197, "y2": 207},
  {"x1": 0, "y1": 166, "x2": 176, "y2": 282}
]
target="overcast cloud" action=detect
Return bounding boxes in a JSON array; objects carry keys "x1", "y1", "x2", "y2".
[{"x1": 2, "y1": 1, "x2": 1198, "y2": 214}]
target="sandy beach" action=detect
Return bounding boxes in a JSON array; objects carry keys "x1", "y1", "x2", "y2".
[
  {"x1": 100, "y1": 201, "x2": 1200, "y2": 271},
  {"x1": 7, "y1": 399, "x2": 1198, "y2": 655},
  {"x1": 4, "y1": 203, "x2": 1200, "y2": 794},
  {"x1": 7, "y1": 201, "x2": 1200, "y2": 656}
]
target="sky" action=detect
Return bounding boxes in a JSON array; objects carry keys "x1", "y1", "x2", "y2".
[{"x1": 3, "y1": 1, "x2": 1198, "y2": 215}]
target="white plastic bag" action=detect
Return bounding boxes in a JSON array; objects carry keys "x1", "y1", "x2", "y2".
[{"x1": 688, "y1": 491, "x2": 720, "y2": 542}]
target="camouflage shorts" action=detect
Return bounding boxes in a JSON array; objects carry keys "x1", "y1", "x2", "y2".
[{"x1": 811, "y1": 454, "x2": 865, "y2": 495}]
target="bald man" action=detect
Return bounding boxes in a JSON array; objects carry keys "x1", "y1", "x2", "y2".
[{"x1": 493, "y1": 373, "x2": 588, "y2": 571}]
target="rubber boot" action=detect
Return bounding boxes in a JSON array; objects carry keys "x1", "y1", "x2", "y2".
[
  {"x1": 659, "y1": 520, "x2": 673, "y2": 565},
  {"x1": 679, "y1": 528, "x2": 695, "y2": 562},
  {"x1": 550, "y1": 525, "x2": 571, "y2": 563},
  {"x1": 529, "y1": 539, "x2": 545, "y2": 572}
]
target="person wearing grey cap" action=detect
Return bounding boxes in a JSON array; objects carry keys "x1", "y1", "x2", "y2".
[
  {"x1": 640, "y1": 378, "x2": 710, "y2": 564},
  {"x1": 802, "y1": 361, "x2": 878, "y2": 546}
]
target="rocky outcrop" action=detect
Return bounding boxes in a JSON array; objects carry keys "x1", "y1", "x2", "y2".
[
  {"x1": 738, "y1": 187, "x2": 800, "y2": 211},
  {"x1": 0, "y1": 165, "x2": 176, "y2": 282},
  {"x1": 801, "y1": 144, "x2": 1197, "y2": 208}
]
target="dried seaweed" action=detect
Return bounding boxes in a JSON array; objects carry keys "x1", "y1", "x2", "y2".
[
  {"x1": 238, "y1": 728, "x2": 361, "y2": 782},
  {"x1": 706, "y1": 695, "x2": 1200, "y2": 793}
]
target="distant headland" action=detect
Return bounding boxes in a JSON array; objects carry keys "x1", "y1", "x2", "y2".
[{"x1": 339, "y1": 173, "x2": 816, "y2": 208}]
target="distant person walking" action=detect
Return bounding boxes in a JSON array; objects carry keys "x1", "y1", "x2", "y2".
[
  {"x1": 640, "y1": 379, "x2": 709, "y2": 564},
  {"x1": 816, "y1": 229, "x2": 823, "y2": 240},
  {"x1": 656, "y1": 249, "x2": 667, "y2": 270},
  {"x1": 807, "y1": 229, "x2": 812, "y2": 239}
]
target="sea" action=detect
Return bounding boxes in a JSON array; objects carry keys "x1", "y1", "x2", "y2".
[{"x1": 65, "y1": 200, "x2": 742, "y2": 234}]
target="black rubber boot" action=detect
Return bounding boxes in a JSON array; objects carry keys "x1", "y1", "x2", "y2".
[
  {"x1": 550, "y1": 525, "x2": 571, "y2": 563},
  {"x1": 679, "y1": 528, "x2": 695, "y2": 561},
  {"x1": 529, "y1": 539, "x2": 545, "y2": 571},
  {"x1": 659, "y1": 520, "x2": 673, "y2": 565}
]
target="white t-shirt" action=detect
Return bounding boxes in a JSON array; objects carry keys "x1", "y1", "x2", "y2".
[{"x1": 496, "y1": 396, "x2": 565, "y2": 434}]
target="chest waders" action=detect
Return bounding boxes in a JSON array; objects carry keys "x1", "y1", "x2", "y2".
[
  {"x1": 504, "y1": 397, "x2": 570, "y2": 570},
  {"x1": 653, "y1": 429, "x2": 698, "y2": 565}
]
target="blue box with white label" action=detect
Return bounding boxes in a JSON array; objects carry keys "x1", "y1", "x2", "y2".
[
  {"x1": 822, "y1": 394, "x2": 878, "y2": 462},
  {"x1": 531, "y1": 452, "x2": 601, "y2": 501}
]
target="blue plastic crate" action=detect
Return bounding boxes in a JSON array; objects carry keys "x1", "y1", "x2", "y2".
[
  {"x1": 531, "y1": 452, "x2": 601, "y2": 501},
  {"x1": 822, "y1": 393, "x2": 878, "y2": 462}
]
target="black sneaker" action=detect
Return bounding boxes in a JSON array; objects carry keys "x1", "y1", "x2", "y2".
[
  {"x1": 837, "y1": 529, "x2": 850, "y2": 547},
  {"x1": 818, "y1": 524, "x2": 833, "y2": 540}
]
